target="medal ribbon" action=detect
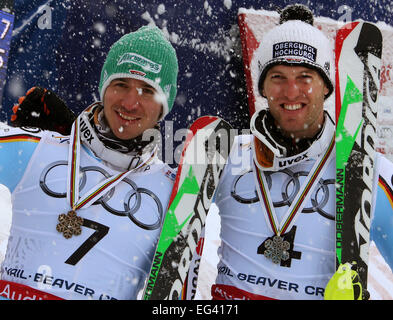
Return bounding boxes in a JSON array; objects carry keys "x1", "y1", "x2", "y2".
[
  {"x1": 66, "y1": 116, "x2": 155, "y2": 211},
  {"x1": 253, "y1": 136, "x2": 335, "y2": 236}
]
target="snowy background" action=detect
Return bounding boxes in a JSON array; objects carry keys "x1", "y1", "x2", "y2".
[
  {"x1": 2, "y1": 1, "x2": 393, "y2": 142},
  {"x1": 1, "y1": 1, "x2": 393, "y2": 300}
]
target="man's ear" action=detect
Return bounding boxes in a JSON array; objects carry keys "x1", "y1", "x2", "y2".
[
  {"x1": 260, "y1": 88, "x2": 267, "y2": 99},
  {"x1": 157, "y1": 106, "x2": 163, "y2": 122},
  {"x1": 323, "y1": 84, "x2": 329, "y2": 99}
]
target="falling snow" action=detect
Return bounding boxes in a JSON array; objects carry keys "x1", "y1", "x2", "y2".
[{"x1": 0, "y1": 1, "x2": 393, "y2": 300}]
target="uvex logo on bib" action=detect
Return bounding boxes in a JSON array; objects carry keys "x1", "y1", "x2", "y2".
[
  {"x1": 80, "y1": 119, "x2": 94, "y2": 144},
  {"x1": 279, "y1": 153, "x2": 309, "y2": 168}
]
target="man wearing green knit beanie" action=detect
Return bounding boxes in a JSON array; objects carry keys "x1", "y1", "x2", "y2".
[
  {"x1": 3, "y1": 25, "x2": 181, "y2": 300},
  {"x1": 100, "y1": 25, "x2": 178, "y2": 123},
  {"x1": 99, "y1": 25, "x2": 179, "y2": 141}
]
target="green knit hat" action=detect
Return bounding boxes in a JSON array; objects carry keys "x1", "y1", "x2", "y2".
[{"x1": 99, "y1": 25, "x2": 178, "y2": 120}]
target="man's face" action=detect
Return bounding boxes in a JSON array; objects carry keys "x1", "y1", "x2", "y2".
[
  {"x1": 103, "y1": 78, "x2": 162, "y2": 140},
  {"x1": 262, "y1": 65, "x2": 329, "y2": 140}
]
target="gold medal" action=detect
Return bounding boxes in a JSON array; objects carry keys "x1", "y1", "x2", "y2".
[{"x1": 56, "y1": 210, "x2": 84, "y2": 239}]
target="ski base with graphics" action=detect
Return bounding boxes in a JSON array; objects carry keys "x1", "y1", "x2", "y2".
[
  {"x1": 325, "y1": 20, "x2": 382, "y2": 300},
  {"x1": 143, "y1": 116, "x2": 234, "y2": 300}
]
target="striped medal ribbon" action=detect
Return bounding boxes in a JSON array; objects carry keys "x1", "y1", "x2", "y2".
[
  {"x1": 56, "y1": 116, "x2": 155, "y2": 239},
  {"x1": 253, "y1": 136, "x2": 335, "y2": 264}
]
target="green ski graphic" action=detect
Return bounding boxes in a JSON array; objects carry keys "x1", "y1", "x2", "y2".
[
  {"x1": 335, "y1": 75, "x2": 363, "y2": 264},
  {"x1": 143, "y1": 116, "x2": 234, "y2": 300}
]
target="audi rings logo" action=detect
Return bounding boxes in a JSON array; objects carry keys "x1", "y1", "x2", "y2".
[
  {"x1": 231, "y1": 169, "x2": 335, "y2": 220},
  {"x1": 39, "y1": 161, "x2": 163, "y2": 230}
]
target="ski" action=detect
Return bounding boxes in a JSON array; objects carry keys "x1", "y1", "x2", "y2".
[
  {"x1": 326, "y1": 21, "x2": 382, "y2": 300},
  {"x1": 0, "y1": 0, "x2": 14, "y2": 107},
  {"x1": 143, "y1": 116, "x2": 234, "y2": 300}
]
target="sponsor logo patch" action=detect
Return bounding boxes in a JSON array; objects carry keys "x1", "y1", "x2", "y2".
[
  {"x1": 273, "y1": 41, "x2": 317, "y2": 62},
  {"x1": 118, "y1": 52, "x2": 162, "y2": 74}
]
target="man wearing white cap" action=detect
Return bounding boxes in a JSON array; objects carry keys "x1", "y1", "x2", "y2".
[{"x1": 208, "y1": 4, "x2": 393, "y2": 300}]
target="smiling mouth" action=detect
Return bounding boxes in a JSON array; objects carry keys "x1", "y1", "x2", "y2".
[
  {"x1": 281, "y1": 103, "x2": 305, "y2": 111},
  {"x1": 117, "y1": 111, "x2": 140, "y2": 121}
]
